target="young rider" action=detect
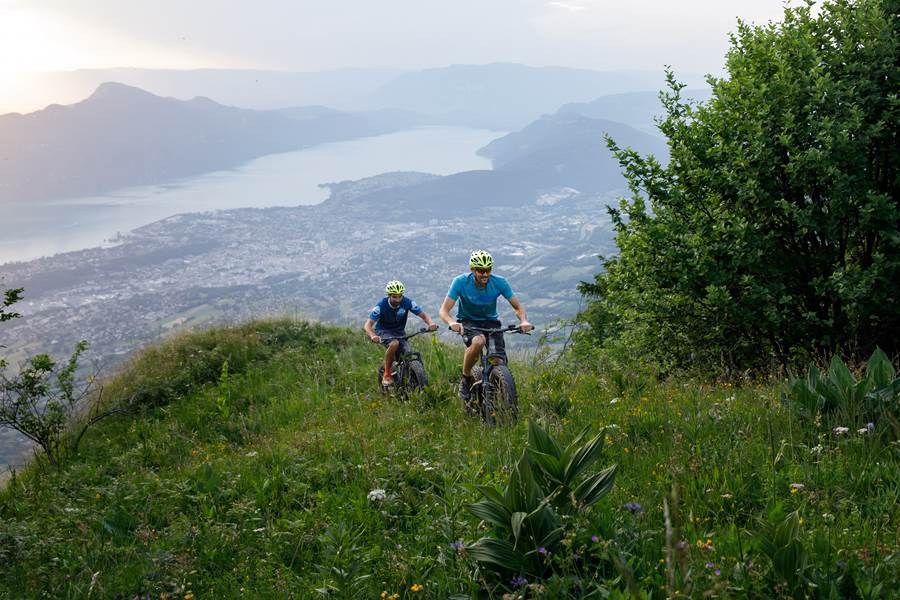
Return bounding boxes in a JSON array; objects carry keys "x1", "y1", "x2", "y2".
[
  {"x1": 438, "y1": 250, "x2": 533, "y2": 402},
  {"x1": 364, "y1": 280, "x2": 438, "y2": 386}
]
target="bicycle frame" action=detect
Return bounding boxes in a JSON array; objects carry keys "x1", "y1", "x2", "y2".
[
  {"x1": 380, "y1": 327, "x2": 431, "y2": 363},
  {"x1": 378, "y1": 327, "x2": 432, "y2": 391},
  {"x1": 466, "y1": 324, "x2": 526, "y2": 382}
]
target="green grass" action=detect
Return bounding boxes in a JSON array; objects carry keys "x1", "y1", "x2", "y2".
[{"x1": 0, "y1": 319, "x2": 897, "y2": 599}]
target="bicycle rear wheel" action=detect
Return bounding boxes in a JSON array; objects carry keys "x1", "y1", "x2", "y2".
[{"x1": 488, "y1": 365, "x2": 518, "y2": 425}]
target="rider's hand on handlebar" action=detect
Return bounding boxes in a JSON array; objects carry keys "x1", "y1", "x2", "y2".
[
  {"x1": 427, "y1": 323, "x2": 439, "y2": 331},
  {"x1": 518, "y1": 320, "x2": 534, "y2": 333},
  {"x1": 449, "y1": 322, "x2": 464, "y2": 335},
  {"x1": 370, "y1": 334, "x2": 381, "y2": 344}
]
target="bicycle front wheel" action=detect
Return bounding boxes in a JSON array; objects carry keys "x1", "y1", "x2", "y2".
[
  {"x1": 403, "y1": 359, "x2": 428, "y2": 391},
  {"x1": 488, "y1": 365, "x2": 518, "y2": 425}
]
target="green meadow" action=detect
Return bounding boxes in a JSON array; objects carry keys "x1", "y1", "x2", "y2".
[{"x1": 1, "y1": 319, "x2": 896, "y2": 598}]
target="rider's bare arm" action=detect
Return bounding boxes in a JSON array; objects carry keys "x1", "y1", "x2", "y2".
[
  {"x1": 363, "y1": 318, "x2": 381, "y2": 343},
  {"x1": 417, "y1": 311, "x2": 439, "y2": 331},
  {"x1": 439, "y1": 297, "x2": 463, "y2": 334},
  {"x1": 508, "y1": 296, "x2": 533, "y2": 332}
]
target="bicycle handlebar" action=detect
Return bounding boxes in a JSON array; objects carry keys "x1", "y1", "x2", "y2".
[
  {"x1": 447, "y1": 324, "x2": 533, "y2": 335},
  {"x1": 379, "y1": 327, "x2": 434, "y2": 343}
]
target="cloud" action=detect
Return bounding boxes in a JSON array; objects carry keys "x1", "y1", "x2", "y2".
[{"x1": 546, "y1": 1, "x2": 588, "y2": 12}]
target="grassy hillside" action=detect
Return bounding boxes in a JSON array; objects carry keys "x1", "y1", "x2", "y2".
[{"x1": 1, "y1": 320, "x2": 897, "y2": 598}]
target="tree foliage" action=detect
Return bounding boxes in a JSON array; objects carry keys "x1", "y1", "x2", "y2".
[
  {"x1": 1, "y1": 288, "x2": 106, "y2": 467},
  {"x1": 1, "y1": 287, "x2": 23, "y2": 324},
  {"x1": 579, "y1": 0, "x2": 899, "y2": 373}
]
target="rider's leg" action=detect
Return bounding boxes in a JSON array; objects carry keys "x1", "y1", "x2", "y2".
[
  {"x1": 462, "y1": 335, "x2": 485, "y2": 376},
  {"x1": 383, "y1": 340, "x2": 399, "y2": 384},
  {"x1": 492, "y1": 330, "x2": 507, "y2": 362}
]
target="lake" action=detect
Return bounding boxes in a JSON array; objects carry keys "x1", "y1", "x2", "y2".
[{"x1": 0, "y1": 126, "x2": 499, "y2": 265}]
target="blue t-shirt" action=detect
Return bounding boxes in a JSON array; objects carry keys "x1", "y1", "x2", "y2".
[
  {"x1": 369, "y1": 296, "x2": 423, "y2": 333},
  {"x1": 447, "y1": 273, "x2": 514, "y2": 321}
]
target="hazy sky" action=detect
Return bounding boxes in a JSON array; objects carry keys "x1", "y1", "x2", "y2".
[{"x1": 1, "y1": 0, "x2": 792, "y2": 78}]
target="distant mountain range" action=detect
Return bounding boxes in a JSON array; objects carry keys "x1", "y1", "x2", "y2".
[
  {"x1": 330, "y1": 112, "x2": 668, "y2": 215},
  {"x1": 363, "y1": 63, "x2": 706, "y2": 129},
  {"x1": 3, "y1": 67, "x2": 404, "y2": 115},
  {"x1": 556, "y1": 88, "x2": 714, "y2": 135},
  {"x1": 3, "y1": 64, "x2": 708, "y2": 130},
  {"x1": 1, "y1": 64, "x2": 708, "y2": 205},
  {"x1": 0, "y1": 83, "x2": 429, "y2": 204}
]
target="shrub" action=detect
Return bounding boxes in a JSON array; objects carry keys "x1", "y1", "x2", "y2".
[{"x1": 0, "y1": 341, "x2": 103, "y2": 467}]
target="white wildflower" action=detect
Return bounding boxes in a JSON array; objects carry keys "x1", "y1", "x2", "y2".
[
  {"x1": 367, "y1": 488, "x2": 386, "y2": 502},
  {"x1": 833, "y1": 427, "x2": 849, "y2": 435}
]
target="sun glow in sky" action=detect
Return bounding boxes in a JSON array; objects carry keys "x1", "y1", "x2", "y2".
[
  {"x1": 0, "y1": 1, "x2": 249, "y2": 112},
  {"x1": 0, "y1": 3, "x2": 233, "y2": 75},
  {"x1": 0, "y1": 0, "x2": 791, "y2": 114}
]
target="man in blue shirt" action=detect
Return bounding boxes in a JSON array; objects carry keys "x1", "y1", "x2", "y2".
[
  {"x1": 364, "y1": 279, "x2": 438, "y2": 386},
  {"x1": 439, "y1": 250, "x2": 533, "y2": 402}
]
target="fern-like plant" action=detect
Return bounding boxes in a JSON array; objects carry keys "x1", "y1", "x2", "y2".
[
  {"x1": 782, "y1": 348, "x2": 899, "y2": 435},
  {"x1": 466, "y1": 421, "x2": 617, "y2": 579},
  {"x1": 752, "y1": 510, "x2": 809, "y2": 595}
]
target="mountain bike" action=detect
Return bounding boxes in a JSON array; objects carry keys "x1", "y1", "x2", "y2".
[
  {"x1": 457, "y1": 324, "x2": 532, "y2": 426},
  {"x1": 377, "y1": 327, "x2": 431, "y2": 395}
]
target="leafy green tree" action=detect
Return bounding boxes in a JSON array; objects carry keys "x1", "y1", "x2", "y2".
[{"x1": 579, "y1": 0, "x2": 899, "y2": 373}]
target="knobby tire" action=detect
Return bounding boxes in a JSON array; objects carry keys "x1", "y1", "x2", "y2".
[
  {"x1": 489, "y1": 365, "x2": 518, "y2": 425},
  {"x1": 404, "y1": 359, "x2": 428, "y2": 391}
]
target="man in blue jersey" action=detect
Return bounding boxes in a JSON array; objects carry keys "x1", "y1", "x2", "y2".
[
  {"x1": 365, "y1": 279, "x2": 438, "y2": 386},
  {"x1": 438, "y1": 250, "x2": 533, "y2": 402}
]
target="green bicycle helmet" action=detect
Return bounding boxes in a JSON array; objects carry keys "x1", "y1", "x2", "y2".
[
  {"x1": 385, "y1": 280, "x2": 405, "y2": 295},
  {"x1": 469, "y1": 250, "x2": 493, "y2": 269}
]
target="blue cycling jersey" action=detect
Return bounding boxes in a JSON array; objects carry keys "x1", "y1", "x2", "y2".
[
  {"x1": 447, "y1": 273, "x2": 514, "y2": 321},
  {"x1": 369, "y1": 296, "x2": 423, "y2": 332}
]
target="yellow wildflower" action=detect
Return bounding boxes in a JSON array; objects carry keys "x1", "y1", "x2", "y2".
[
  {"x1": 410, "y1": 583, "x2": 424, "y2": 592},
  {"x1": 184, "y1": 594, "x2": 194, "y2": 600}
]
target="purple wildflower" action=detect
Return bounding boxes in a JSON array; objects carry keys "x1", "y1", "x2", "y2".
[
  {"x1": 867, "y1": 422, "x2": 875, "y2": 433},
  {"x1": 705, "y1": 562, "x2": 715, "y2": 569},
  {"x1": 449, "y1": 540, "x2": 464, "y2": 551},
  {"x1": 538, "y1": 546, "x2": 547, "y2": 555},
  {"x1": 510, "y1": 575, "x2": 527, "y2": 589},
  {"x1": 623, "y1": 501, "x2": 644, "y2": 513},
  {"x1": 714, "y1": 569, "x2": 721, "y2": 577},
  {"x1": 591, "y1": 535, "x2": 599, "y2": 543}
]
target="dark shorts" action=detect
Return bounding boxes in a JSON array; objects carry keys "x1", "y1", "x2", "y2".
[
  {"x1": 379, "y1": 329, "x2": 410, "y2": 355},
  {"x1": 461, "y1": 319, "x2": 506, "y2": 359}
]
